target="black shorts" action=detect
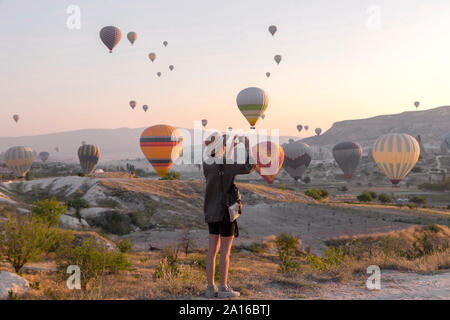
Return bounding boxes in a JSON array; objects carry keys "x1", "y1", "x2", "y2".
[{"x1": 208, "y1": 218, "x2": 236, "y2": 237}]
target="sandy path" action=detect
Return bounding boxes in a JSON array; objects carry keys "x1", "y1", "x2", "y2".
[{"x1": 316, "y1": 271, "x2": 450, "y2": 300}]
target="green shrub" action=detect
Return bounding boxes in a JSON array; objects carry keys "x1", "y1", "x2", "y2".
[
  {"x1": 66, "y1": 197, "x2": 89, "y2": 219},
  {"x1": 275, "y1": 233, "x2": 301, "y2": 273},
  {"x1": 55, "y1": 237, "x2": 131, "y2": 290},
  {"x1": 368, "y1": 191, "x2": 377, "y2": 198},
  {"x1": 160, "y1": 171, "x2": 180, "y2": 180},
  {"x1": 357, "y1": 192, "x2": 373, "y2": 202},
  {"x1": 409, "y1": 196, "x2": 427, "y2": 205},
  {"x1": 308, "y1": 246, "x2": 346, "y2": 272},
  {"x1": 88, "y1": 211, "x2": 133, "y2": 236},
  {"x1": 302, "y1": 176, "x2": 311, "y2": 184},
  {"x1": 378, "y1": 193, "x2": 392, "y2": 203},
  {"x1": 0, "y1": 215, "x2": 61, "y2": 273},
  {"x1": 128, "y1": 206, "x2": 155, "y2": 230},
  {"x1": 78, "y1": 172, "x2": 85, "y2": 177},
  {"x1": 31, "y1": 198, "x2": 67, "y2": 227},
  {"x1": 118, "y1": 238, "x2": 132, "y2": 253},
  {"x1": 304, "y1": 189, "x2": 329, "y2": 201},
  {"x1": 407, "y1": 203, "x2": 417, "y2": 210},
  {"x1": 153, "y1": 245, "x2": 180, "y2": 279}
]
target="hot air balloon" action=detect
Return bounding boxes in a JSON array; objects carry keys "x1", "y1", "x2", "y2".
[
  {"x1": 5, "y1": 146, "x2": 34, "y2": 180},
  {"x1": 252, "y1": 141, "x2": 284, "y2": 184},
  {"x1": 139, "y1": 125, "x2": 184, "y2": 177},
  {"x1": 236, "y1": 87, "x2": 269, "y2": 129},
  {"x1": 268, "y1": 25, "x2": 277, "y2": 36},
  {"x1": 127, "y1": 32, "x2": 137, "y2": 45},
  {"x1": 55, "y1": 146, "x2": 60, "y2": 152},
  {"x1": 13, "y1": 114, "x2": 19, "y2": 123},
  {"x1": 201, "y1": 119, "x2": 208, "y2": 127},
  {"x1": 169, "y1": 65, "x2": 174, "y2": 71},
  {"x1": 332, "y1": 142, "x2": 362, "y2": 180},
  {"x1": 445, "y1": 131, "x2": 450, "y2": 148},
  {"x1": 297, "y1": 125, "x2": 303, "y2": 132},
  {"x1": 163, "y1": 41, "x2": 168, "y2": 47},
  {"x1": 274, "y1": 55, "x2": 282, "y2": 65},
  {"x1": 282, "y1": 141, "x2": 312, "y2": 181},
  {"x1": 99, "y1": 26, "x2": 121, "y2": 53},
  {"x1": 315, "y1": 128, "x2": 322, "y2": 136},
  {"x1": 372, "y1": 133, "x2": 420, "y2": 185},
  {"x1": 130, "y1": 101, "x2": 136, "y2": 109},
  {"x1": 228, "y1": 127, "x2": 233, "y2": 131},
  {"x1": 78, "y1": 144, "x2": 100, "y2": 175},
  {"x1": 81, "y1": 141, "x2": 87, "y2": 146},
  {"x1": 143, "y1": 105, "x2": 148, "y2": 112},
  {"x1": 149, "y1": 52, "x2": 157, "y2": 62},
  {"x1": 39, "y1": 152, "x2": 50, "y2": 163},
  {"x1": 305, "y1": 125, "x2": 309, "y2": 131},
  {"x1": 266, "y1": 72, "x2": 271, "y2": 78},
  {"x1": 414, "y1": 101, "x2": 420, "y2": 109},
  {"x1": 157, "y1": 72, "x2": 162, "y2": 77}
]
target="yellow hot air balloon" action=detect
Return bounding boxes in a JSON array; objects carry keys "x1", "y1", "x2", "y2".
[
  {"x1": 252, "y1": 141, "x2": 284, "y2": 184},
  {"x1": 5, "y1": 146, "x2": 34, "y2": 180},
  {"x1": 139, "y1": 125, "x2": 184, "y2": 177},
  {"x1": 236, "y1": 87, "x2": 269, "y2": 129},
  {"x1": 372, "y1": 133, "x2": 420, "y2": 185},
  {"x1": 78, "y1": 144, "x2": 101, "y2": 175}
]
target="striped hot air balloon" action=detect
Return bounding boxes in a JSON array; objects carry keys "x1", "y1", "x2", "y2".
[
  {"x1": 332, "y1": 142, "x2": 362, "y2": 180},
  {"x1": 99, "y1": 26, "x2": 121, "y2": 53},
  {"x1": 39, "y1": 151, "x2": 50, "y2": 163},
  {"x1": 282, "y1": 141, "x2": 312, "y2": 181},
  {"x1": 372, "y1": 133, "x2": 420, "y2": 185},
  {"x1": 5, "y1": 146, "x2": 34, "y2": 180},
  {"x1": 252, "y1": 141, "x2": 284, "y2": 184},
  {"x1": 78, "y1": 144, "x2": 101, "y2": 175},
  {"x1": 237, "y1": 87, "x2": 269, "y2": 129},
  {"x1": 139, "y1": 125, "x2": 184, "y2": 177}
]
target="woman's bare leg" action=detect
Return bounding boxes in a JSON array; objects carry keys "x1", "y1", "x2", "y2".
[
  {"x1": 219, "y1": 235, "x2": 234, "y2": 286},
  {"x1": 206, "y1": 234, "x2": 220, "y2": 286}
]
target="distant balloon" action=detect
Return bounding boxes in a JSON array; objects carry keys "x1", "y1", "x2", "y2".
[
  {"x1": 157, "y1": 72, "x2": 162, "y2": 77},
  {"x1": 445, "y1": 131, "x2": 450, "y2": 148},
  {"x1": 332, "y1": 142, "x2": 362, "y2": 180},
  {"x1": 372, "y1": 133, "x2": 420, "y2": 185},
  {"x1": 297, "y1": 125, "x2": 303, "y2": 132},
  {"x1": 228, "y1": 127, "x2": 233, "y2": 131},
  {"x1": 143, "y1": 105, "x2": 148, "y2": 112},
  {"x1": 55, "y1": 146, "x2": 60, "y2": 152},
  {"x1": 304, "y1": 125, "x2": 309, "y2": 131},
  {"x1": 99, "y1": 26, "x2": 121, "y2": 53},
  {"x1": 282, "y1": 141, "x2": 312, "y2": 181},
  {"x1": 315, "y1": 128, "x2": 322, "y2": 136},
  {"x1": 13, "y1": 114, "x2": 19, "y2": 123},
  {"x1": 130, "y1": 101, "x2": 136, "y2": 109},
  {"x1": 81, "y1": 141, "x2": 87, "y2": 146},
  {"x1": 274, "y1": 55, "x2": 282, "y2": 65},
  {"x1": 252, "y1": 141, "x2": 284, "y2": 184},
  {"x1": 268, "y1": 25, "x2": 277, "y2": 36},
  {"x1": 139, "y1": 124, "x2": 184, "y2": 177},
  {"x1": 266, "y1": 72, "x2": 271, "y2": 78},
  {"x1": 149, "y1": 52, "x2": 157, "y2": 62},
  {"x1": 5, "y1": 146, "x2": 34, "y2": 179},
  {"x1": 236, "y1": 87, "x2": 269, "y2": 129},
  {"x1": 39, "y1": 151, "x2": 50, "y2": 163},
  {"x1": 127, "y1": 32, "x2": 137, "y2": 45},
  {"x1": 163, "y1": 41, "x2": 168, "y2": 47},
  {"x1": 78, "y1": 144, "x2": 101, "y2": 175},
  {"x1": 169, "y1": 65, "x2": 174, "y2": 71},
  {"x1": 414, "y1": 101, "x2": 420, "y2": 109},
  {"x1": 202, "y1": 119, "x2": 208, "y2": 127}
]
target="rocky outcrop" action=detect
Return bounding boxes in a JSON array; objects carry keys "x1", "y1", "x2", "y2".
[{"x1": 0, "y1": 271, "x2": 29, "y2": 299}]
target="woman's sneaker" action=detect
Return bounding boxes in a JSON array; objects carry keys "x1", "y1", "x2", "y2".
[
  {"x1": 217, "y1": 285, "x2": 240, "y2": 298},
  {"x1": 205, "y1": 284, "x2": 217, "y2": 298}
]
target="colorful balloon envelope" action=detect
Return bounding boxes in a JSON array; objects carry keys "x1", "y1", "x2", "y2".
[
  {"x1": 332, "y1": 142, "x2": 362, "y2": 180},
  {"x1": 143, "y1": 105, "x2": 148, "y2": 112},
  {"x1": 304, "y1": 125, "x2": 309, "y2": 131},
  {"x1": 282, "y1": 141, "x2": 312, "y2": 181},
  {"x1": 163, "y1": 41, "x2": 168, "y2": 47},
  {"x1": 130, "y1": 101, "x2": 136, "y2": 109},
  {"x1": 252, "y1": 141, "x2": 284, "y2": 184},
  {"x1": 372, "y1": 133, "x2": 420, "y2": 185},
  {"x1": 315, "y1": 128, "x2": 322, "y2": 136},
  {"x1": 169, "y1": 65, "x2": 174, "y2": 71},
  {"x1": 201, "y1": 119, "x2": 208, "y2": 127},
  {"x1": 139, "y1": 125, "x2": 184, "y2": 177},
  {"x1": 274, "y1": 55, "x2": 282, "y2": 65},
  {"x1": 414, "y1": 101, "x2": 420, "y2": 108},
  {"x1": 13, "y1": 114, "x2": 19, "y2": 123},
  {"x1": 5, "y1": 146, "x2": 34, "y2": 179},
  {"x1": 127, "y1": 32, "x2": 137, "y2": 45},
  {"x1": 236, "y1": 87, "x2": 269, "y2": 129},
  {"x1": 99, "y1": 26, "x2": 121, "y2": 53},
  {"x1": 39, "y1": 151, "x2": 50, "y2": 163},
  {"x1": 78, "y1": 144, "x2": 101, "y2": 175},
  {"x1": 266, "y1": 72, "x2": 271, "y2": 78},
  {"x1": 297, "y1": 125, "x2": 303, "y2": 132},
  {"x1": 149, "y1": 53, "x2": 157, "y2": 62}
]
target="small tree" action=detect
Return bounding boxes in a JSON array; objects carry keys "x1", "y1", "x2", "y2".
[
  {"x1": 275, "y1": 233, "x2": 301, "y2": 273},
  {"x1": 378, "y1": 193, "x2": 392, "y2": 203},
  {"x1": 66, "y1": 197, "x2": 90, "y2": 220},
  {"x1": 0, "y1": 215, "x2": 59, "y2": 273},
  {"x1": 357, "y1": 192, "x2": 373, "y2": 202},
  {"x1": 31, "y1": 198, "x2": 66, "y2": 227}
]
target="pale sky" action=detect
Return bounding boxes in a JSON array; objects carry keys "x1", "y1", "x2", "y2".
[{"x1": 1, "y1": 0, "x2": 450, "y2": 137}]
